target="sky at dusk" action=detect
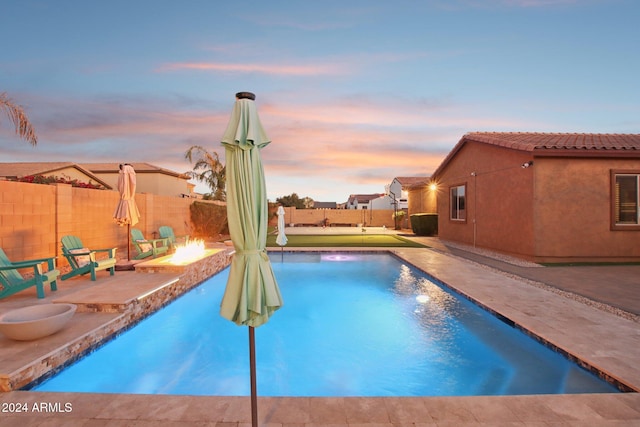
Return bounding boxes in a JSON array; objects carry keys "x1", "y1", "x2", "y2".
[{"x1": 1, "y1": 0, "x2": 639, "y2": 202}]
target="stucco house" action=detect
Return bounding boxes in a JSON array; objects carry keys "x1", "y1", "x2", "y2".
[
  {"x1": 348, "y1": 177, "x2": 428, "y2": 211},
  {"x1": 0, "y1": 162, "x2": 194, "y2": 198},
  {"x1": 81, "y1": 162, "x2": 193, "y2": 198},
  {"x1": 346, "y1": 194, "x2": 384, "y2": 210},
  {"x1": 0, "y1": 162, "x2": 112, "y2": 189},
  {"x1": 415, "y1": 132, "x2": 640, "y2": 263},
  {"x1": 386, "y1": 177, "x2": 428, "y2": 210},
  {"x1": 312, "y1": 201, "x2": 338, "y2": 209}
]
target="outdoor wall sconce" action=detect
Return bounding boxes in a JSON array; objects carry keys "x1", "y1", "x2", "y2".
[
  {"x1": 521, "y1": 161, "x2": 534, "y2": 168},
  {"x1": 429, "y1": 183, "x2": 437, "y2": 191}
]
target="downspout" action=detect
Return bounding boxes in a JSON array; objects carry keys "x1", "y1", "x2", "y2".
[{"x1": 471, "y1": 172, "x2": 477, "y2": 247}]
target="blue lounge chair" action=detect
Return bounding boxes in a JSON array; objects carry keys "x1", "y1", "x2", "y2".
[
  {"x1": 158, "y1": 226, "x2": 190, "y2": 250},
  {"x1": 61, "y1": 235, "x2": 117, "y2": 281},
  {"x1": 0, "y1": 248, "x2": 59, "y2": 299},
  {"x1": 131, "y1": 228, "x2": 169, "y2": 259}
]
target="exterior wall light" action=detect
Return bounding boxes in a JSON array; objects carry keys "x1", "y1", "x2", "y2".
[
  {"x1": 429, "y1": 183, "x2": 437, "y2": 191},
  {"x1": 521, "y1": 161, "x2": 534, "y2": 168}
]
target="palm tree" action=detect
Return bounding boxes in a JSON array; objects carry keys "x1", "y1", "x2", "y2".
[
  {"x1": 0, "y1": 92, "x2": 38, "y2": 145},
  {"x1": 184, "y1": 145, "x2": 226, "y2": 200}
]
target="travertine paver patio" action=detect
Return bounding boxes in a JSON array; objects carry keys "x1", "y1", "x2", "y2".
[{"x1": 0, "y1": 239, "x2": 639, "y2": 425}]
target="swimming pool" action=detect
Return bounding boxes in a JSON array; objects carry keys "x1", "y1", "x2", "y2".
[{"x1": 33, "y1": 252, "x2": 618, "y2": 396}]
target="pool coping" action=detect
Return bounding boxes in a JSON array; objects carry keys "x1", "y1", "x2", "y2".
[
  {"x1": 389, "y1": 248, "x2": 638, "y2": 393},
  {"x1": 0, "y1": 245, "x2": 639, "y2": 425}
]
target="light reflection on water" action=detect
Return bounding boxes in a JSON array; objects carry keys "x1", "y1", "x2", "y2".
[{"x1": 33, "y1": 253, "x2": 618, "y2": 396}]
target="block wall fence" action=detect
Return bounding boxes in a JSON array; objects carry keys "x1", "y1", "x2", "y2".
[
  {"x1": 1, "y1": 180, "x2": 404, "y2": 266},
  {"x1": 0, "y1": 180, "x2": 196, "y2": 265},
  {"x1": 274, "y1": 206, "x2": 401, "y2": 229}
]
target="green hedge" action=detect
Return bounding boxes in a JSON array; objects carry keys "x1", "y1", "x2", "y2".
[{"x1": 410, "y1": 213, "x2": 438, "y2": 236}]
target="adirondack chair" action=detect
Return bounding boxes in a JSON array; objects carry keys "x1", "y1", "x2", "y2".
[
  {"x1": 158, "y1": 226, "x2": 190, "y2": 250},
  {"x1": 60, "y1": 235, "x2": 117, "y2": 281},
  {"x1": 130, "y1": 228, "x2": 169, "y2": 259},
  {"x1": 0, "y1": 248, "x2": 60, "y2": 299}
]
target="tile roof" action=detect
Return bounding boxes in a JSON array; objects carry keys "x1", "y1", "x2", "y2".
[
  {"x1": 312, "y1": 201, "x2": 338, "y2": 209},
  {"x1": 394, "y1": 176, "x2": 430, "y2": 187},
  {"x1": 0, "y1": 162, "x2": 78, "y2": 178},
  {"x1": 0, "y1": 162, "x2": 189, "y2": 179},
  {"x1": 0, "y1": 162, "x2": 112, "y2": 188},
  {"x1": 463, "y1": 132, "x2": 640, "y2": 152},
  {"x1": 347, "y1": 193, "x2": 385, "y2": 204},
  {"x1": 431, "y1": 132, "x2": 640, "y2": 179},
  {"x1": 81, "y1": 162, "x2": 189, "y2": 178}
]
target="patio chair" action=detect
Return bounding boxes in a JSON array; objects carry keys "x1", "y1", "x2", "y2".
[
  {"x1": 0, "y1": 248, "x2": 60, "y2": 299},
  {"x1": 158, "y1": 226, "x2": 190, "y2": 250},
  {"x1": 60, "y1": 235, "x2": 117, "y2": 281},
  {"x1": 131, "y1": 228, "x2": 169, "y2": 259}
]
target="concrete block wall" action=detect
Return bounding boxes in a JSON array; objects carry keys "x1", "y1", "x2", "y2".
[
  {"x1": 277, "y1": 207, "x2": 398, "y2": 228},
  {"x1": 0, "y1": 180, "x2": 57, "y2": 261},
  {"x1": 0, "y1": 181, "x2": 196, "y2": 265},
  {"x1": 69, "y1": 185, "x2": 120, "y2": 251}
]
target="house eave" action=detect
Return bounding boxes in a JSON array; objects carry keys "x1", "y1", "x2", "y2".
[{"x1": 532, "y1": 148, "x2": 640, "y2": 159}]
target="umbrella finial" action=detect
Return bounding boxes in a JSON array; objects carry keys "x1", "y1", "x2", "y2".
[{"x1": 236, "y1": 92, "x2": 256, "y2": 100}]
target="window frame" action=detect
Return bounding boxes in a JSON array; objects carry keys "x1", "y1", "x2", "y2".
[
  {"x1": 611, "y1": 170, "x2": 640, "y2": 231},
  {"x1": 449, "y1": 183, "x2": 467, "y2": 222}
]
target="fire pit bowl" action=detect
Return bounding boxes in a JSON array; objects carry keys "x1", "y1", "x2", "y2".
[{"x1": 0, "y1": 303, "x2": 77, "y2": 341}]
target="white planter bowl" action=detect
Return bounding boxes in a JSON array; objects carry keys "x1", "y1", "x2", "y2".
[{"x1": 0, "y1": 303, "x2": 77, "y2": 341}]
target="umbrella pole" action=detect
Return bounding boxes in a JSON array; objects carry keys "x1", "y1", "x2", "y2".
[{"x1": 249, "y1": 326, "x2": 258, "y2": 427}]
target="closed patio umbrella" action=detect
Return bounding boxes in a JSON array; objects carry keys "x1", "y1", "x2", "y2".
[
  {"x1": 113, "y1": 163, "x2": 140, "y2": 261},
  {"x1": 276, "y1": 205, "x2": 287, "y2": 261},
  {"x1": 219, "y1": 92, "x2": 283, "y2": 427}
]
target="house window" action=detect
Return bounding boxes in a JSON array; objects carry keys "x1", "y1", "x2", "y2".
[
  {"x1": 450, "y1": 184, "x2": 466, "y2": 221},
  {"x1": 614, "y1": 173, "x2": 639, "y2": 226}
]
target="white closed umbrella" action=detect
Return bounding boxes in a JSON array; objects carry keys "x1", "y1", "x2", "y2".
[
  {"x1": 275, "y1": 205, "x2": 287, "y2": 247},
  {"x1": 113, "y1": 164, "x2": 140, "y2": 261},
  {"x1": 275, "y1": 205, "x2": 287, "y2": 262}
]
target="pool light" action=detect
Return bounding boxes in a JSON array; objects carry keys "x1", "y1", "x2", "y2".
[{"x1": 416, "y1": 294, "x2": 430, "y2": 304}]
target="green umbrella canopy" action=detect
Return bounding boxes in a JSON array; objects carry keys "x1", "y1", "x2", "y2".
[{"x1": 219, "y1": 93, "x2": 283, "y2": 327}]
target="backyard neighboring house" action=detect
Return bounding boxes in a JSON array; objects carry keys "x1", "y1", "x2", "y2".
[
  {"x1": 346, "y1": 178, "x2": 427, "y2": 211},
  {"x1": 0, "y1": 162, "x2": 112, "y2": 189},
  {"x1": 385, "y1": 176, "x2": 430, "y2": 210},
  {"x1": 346, "y1": 194, "x2": 384, "y2": 210},
  {"x1": 0, "y1": 162, "x2": 194, "y2": 198},
  {"x1": 386, "y1": 177, "x2": 429, "y2": 210},
  {"x1": 81, "y1": 162, "x2": 193, "y2": 198},
  {"x1": 420, "y1": 132, "x2": 640, "y2": 263},
  {"x1": 312, "y1": 201, "x2": 338, "y2": 209}
]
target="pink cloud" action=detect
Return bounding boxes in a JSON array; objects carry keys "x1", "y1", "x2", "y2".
[
  {"x1": 156, "y1": 61, "x2": 347, "y2": 76},
  {"x1": 2, "y1": 91, "x2": 540, "y2": 201}
]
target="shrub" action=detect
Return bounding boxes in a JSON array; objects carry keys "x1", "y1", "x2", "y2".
[
  {"x1": 410, "y1": 213, "x2": 438, "y2": 236},
  {"x1": 189, "y1": 201, "x2": 229, "y2": 239},
  {"x1": 14, "y1": 174, "x2": 106, "y2": 189}
]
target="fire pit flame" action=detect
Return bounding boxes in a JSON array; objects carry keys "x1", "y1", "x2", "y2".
[{"x1": 171, "y1": 239, "x2": 206, "y2": 264}]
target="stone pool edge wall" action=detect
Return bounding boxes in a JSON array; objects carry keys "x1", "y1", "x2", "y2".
[
  {"x1": 3, "y1": 249, "x2": 233, "y2": 392},
  {"x1": 132, "y1": 249, "x2": 233, "y2": 320}
]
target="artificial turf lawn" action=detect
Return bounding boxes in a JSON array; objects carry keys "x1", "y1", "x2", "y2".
[{"x1": 266, "y1": 233, "x2": 427, "y2": 248}]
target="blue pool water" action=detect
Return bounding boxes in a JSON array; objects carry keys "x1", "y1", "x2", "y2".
[{"x1": 33, "y1": 252, "x2": 618, "y2": 396}]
